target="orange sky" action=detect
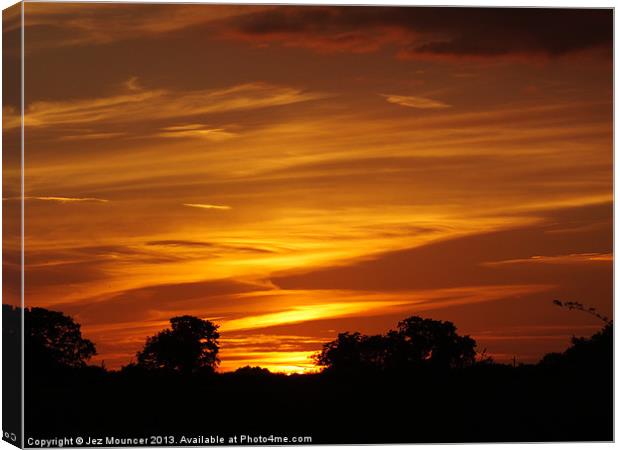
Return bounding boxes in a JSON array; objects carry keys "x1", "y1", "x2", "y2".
[{"x1": 3, "y1": 4, "x2": 613, "y2": 372}]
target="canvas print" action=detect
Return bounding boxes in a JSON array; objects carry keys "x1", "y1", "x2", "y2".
[{"x1": 2, "y1": 2, "x2": 613, "y2": 447}]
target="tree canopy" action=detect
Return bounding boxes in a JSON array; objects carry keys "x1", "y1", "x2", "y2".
[
  {"x1": 314, "y1": 316, "x2": 477, "y2": 372},
  {"x1": 395, "y1": 316, "x2": 477, "y2": 369},
  {"x1": 136, "y1": 315, "x2": 220, "y2": 374},
  {"x1": 540, "y1": 322, "x2": 612, "y2": 370},
  {"x1": 26, "y1": 307, "x2": 96, "y2": 369}
]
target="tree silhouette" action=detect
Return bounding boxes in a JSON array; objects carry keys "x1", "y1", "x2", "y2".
[
  {"x1": 395, "y1": 316, "x2": 477, "y2": 369},
  {"x1": 22, "y1": 307, "x2": 613, "y2": 442},
  {"x1": 26, "y1": 307, "x2": 96, "y2": 369},
  {"x1": 315, "y1": 316, "x2": 477, "y2": 372},
  {"x1": 314, "y1": 332, "x2": 370, "y2": 372},
  {"x1": 136, "y1": 315, "x2": 220, "y2": 374}
]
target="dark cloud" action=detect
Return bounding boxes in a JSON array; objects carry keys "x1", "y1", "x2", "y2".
[{"x1": 227, "y1": 7, "x2": 612, "y2": 59}]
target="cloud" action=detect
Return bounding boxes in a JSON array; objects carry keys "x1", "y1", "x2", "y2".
[
  {"x1": 219, "y1": 284, "x2": 552, "y2": 333},
  {"x1": 222, "y1": 300, "x2": 410, "y2": 332},
  {"x1": 12, "y1": 196, "x2": 109, "y2": 203},
  {"x1": 59, "y1": 132, "x2": 128, "y2": 142},
  {"x1": 123, "y1": 76, "x2": 143, "y2": 92},
  {"x1": 23, "y1": 244, "x2": 184, "y2": 290},
  {"x1": 25, "y1": 260, "x2": 111, "y2": 288},
  {"x1": 145, "y1": 240, "x2": 276, "y2": 254},
  {"x1": 145, "y1": 240, "x2": 232, "y2": 248},
  {"x1": 383, "y1": 94, "x2": 451, "y2": 110},
  {"x1": 15, "y1": 5, "x2": 613, "y2": 63},
  {"x1": 183, "y1": 203, "x2": 231, "y2": 211},
  {"x1": 271, "y1": 203, "x2": 612, "y2": 292},
  {"x1": 483, "y1": 252, "x2": 612, "y2": 266},
  {"x1": 218, "y1": 334, "x2": 328, "y2": 372},
  {"x1": 55, "y1": 278, "x2": 271, "y2": 325},
  {"x1": 8, "y1": 81, "x2": 324, "y2": 130},
  {"x1": 156, "y1": 124, "x2": 237, "y2": 141},
  {"x1": 224, "y1": 7, "x2": 612, "y2": 60},
  {"x1": 20, "y1": 3, "x2": 272, "y2": 49}
]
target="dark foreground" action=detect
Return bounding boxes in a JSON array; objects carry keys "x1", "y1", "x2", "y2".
[{"x1": 26, "y1": 362, "x2": 612, "y2": 445}]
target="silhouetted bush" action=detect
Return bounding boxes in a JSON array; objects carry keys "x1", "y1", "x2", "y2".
[{"x1": 233, "y1": 365, "x2": 272, "y2": 376}]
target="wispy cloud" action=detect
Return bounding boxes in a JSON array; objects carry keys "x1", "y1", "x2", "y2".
[
  {"x1": 383, "y1": 94, "x2": 451, "y2": 110},
  {"x1": 156, "y1": 124, "x2": 237, "y2": 141},
  {"x1": 7, "y1": 81, "x2": 325, "y2": 130},
  {"x1": 59, "y1": 132, "x2": 128, "y2": 141},
  {"x1": 483, "y1": 252, "x2": 613, "y2": 266},
  {"x1": 146, "y1": 240, "x2": 276, "y2": 254},
  {"x1": 5, "y1": 196, "x2": 109, "y2": 203},
  {"x1": 220, "y1": 284, "x2": 552, "y2": 333},
  {"x1": 222, "y1": 300, "x2": 409, "y2": 332},
  {"x1": 183, "y1": 203, "x2": 232, "y2": 210}
]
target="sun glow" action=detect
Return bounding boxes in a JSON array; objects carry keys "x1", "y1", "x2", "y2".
[{"x1": 219, "y1": 351, "x2": 319, "y2": 374}]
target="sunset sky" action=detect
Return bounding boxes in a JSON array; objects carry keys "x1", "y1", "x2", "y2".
[{"x1": 3, "y1": 3, "x2": 612, "y2": 372}]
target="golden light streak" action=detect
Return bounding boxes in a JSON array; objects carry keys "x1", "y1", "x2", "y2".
[
  {"x1": 221, "y1": 301, "x2": 410, "y2": 332},
  {"x1": 183, "y1": 203, "x2": 232, "y2": 210},
  {"x1": 24, "y1": 196, "x2": 109, "y2": 203},
  {"x1": 218, "y1": 284, "x2": 553, "y2": 333}
]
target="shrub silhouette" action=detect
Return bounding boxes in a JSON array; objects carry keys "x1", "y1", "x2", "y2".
[
  {"x1": 25, "y1": 306, "x2": 96, "y2": 370},
  {"x1": 315, "y1": 316, "x2": 477, "y2": 372},
  {"x1": 136, "y1": 315, "x2": 220, "y2": 374}
]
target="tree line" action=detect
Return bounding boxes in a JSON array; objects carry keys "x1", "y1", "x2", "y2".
[
  {"x1": 3, "y1": 300, "x2": 611, "y2": 375},
  {"x1": 13, "y1": 301, "x2": 612, "y2": 443}
]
